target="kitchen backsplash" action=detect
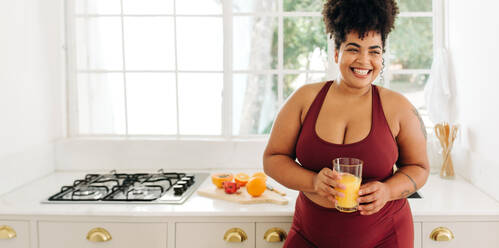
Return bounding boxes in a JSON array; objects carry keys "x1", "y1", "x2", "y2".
[{"x1": 0, "y1": 0, "x2": 64, "y2": 195}]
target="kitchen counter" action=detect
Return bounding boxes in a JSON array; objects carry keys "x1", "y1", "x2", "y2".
[{"x1": 1, "y1": 171, "x2": 499, "y2": 221}]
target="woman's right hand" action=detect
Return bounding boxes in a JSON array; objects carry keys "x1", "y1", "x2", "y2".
[{"x1": 312, "y1": 168, "x2": 346, "y2": 205}]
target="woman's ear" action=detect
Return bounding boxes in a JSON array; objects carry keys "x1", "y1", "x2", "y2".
[{"x1": 334, "y1": 48, "x2": 339, "y2": 63}]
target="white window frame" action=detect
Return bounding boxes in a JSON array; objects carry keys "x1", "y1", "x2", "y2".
[
  {"x1": 388, "y1": 0, "x2": 444, "y2": 129},
  {"x1": 65, "y1": 0, "x2": 332, "y2": 139},
  {"x1": 384, "y1": 10, "x2": 433, "y2": 90},
  {"x1": 60, "y1": 0, "x2": 444, "y2": 170}
]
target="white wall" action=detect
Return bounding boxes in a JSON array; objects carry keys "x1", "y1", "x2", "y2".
[
  {"x1": 56, "y1": 138, "x2": 267, "y2": 171},
  {"x1": 448, "y1": 0, "x2": 499, "y2": 201},
  {"x1": 0, "y1": 0, "x2": 64, "y2": 195}
]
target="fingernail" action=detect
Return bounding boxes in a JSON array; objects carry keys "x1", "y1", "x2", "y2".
[{"x1": 358, "y1": 190, "x2": 363, "y2": 195}]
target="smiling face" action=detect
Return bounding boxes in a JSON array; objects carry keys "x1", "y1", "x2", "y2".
[{"x1": 334, "y1": 31, "x2": 383, "y2": 89}]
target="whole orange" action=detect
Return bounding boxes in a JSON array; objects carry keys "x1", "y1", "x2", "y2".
[{"x1": 246, "y1": 176, "x2": 266, "y2": 197}]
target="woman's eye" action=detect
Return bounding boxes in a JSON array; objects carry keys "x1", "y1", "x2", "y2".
[
  {"x1": 347, "y1": 49, "x2": 358, "y2": 52},
  {"x1": 370, "y1": 51, "x2": 381, "y2": 55}
]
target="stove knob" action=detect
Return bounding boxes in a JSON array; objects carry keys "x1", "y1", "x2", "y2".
[
  {"x1": 186, "y1": 175, "x2": 195, "y2": 184},
  {"x1": 173, "y1": 185, "x2": 184, "y2": 196},
  {"x1": 181, "y1": 177, "x2": 193, "y2": 186},
  {"x1": 177, "y1": 181, "x2": 188, "y2": 190}
]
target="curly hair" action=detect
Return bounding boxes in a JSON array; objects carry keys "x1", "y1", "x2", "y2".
[{"x1": 322, "y1": 0, "x2": 399, "y2": 50}]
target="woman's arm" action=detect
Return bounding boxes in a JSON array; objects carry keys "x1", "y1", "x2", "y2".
[
  {"x1": 263, "y1": 84, "x2": 316, "y2": 192},
  {"x1": 357, "y1": 92, "x2": 429, "y2": 215},
  {"x1": 385, "y1": 104, "x2": 430, "y2": 201},
  {"x1": 263, "y1": 83, "x2": 344, "y2": 201}
]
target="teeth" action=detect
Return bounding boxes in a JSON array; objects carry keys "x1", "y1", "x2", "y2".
[{"x1": 353, "y1": 68, "x2": 369, "y2": 75}]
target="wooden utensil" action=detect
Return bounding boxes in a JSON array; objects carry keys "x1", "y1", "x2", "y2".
[
  {"x1": 434, "y1": 123, "x2": 448, "y2": 151},
  {"x1": 266, "y1": 184, "x2": 287, "y2": 196},
  {"x1": 442, "y1": 125, "x2": 459, "y2": 177},
  {"x1": 435, "y1": 124, "x2": 449, "y2": 173},
  {"x1": 444, "y1": 123, "x2": 450, "y2": 147}
]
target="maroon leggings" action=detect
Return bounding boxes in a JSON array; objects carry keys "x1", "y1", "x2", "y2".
[{"x1": 284, "y1": 193, "x2": 414, "y2": 248}]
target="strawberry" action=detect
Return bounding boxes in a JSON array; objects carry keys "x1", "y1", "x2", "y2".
[{"x1": 223, "y1": 181, "x2": 238, "y2": 194}]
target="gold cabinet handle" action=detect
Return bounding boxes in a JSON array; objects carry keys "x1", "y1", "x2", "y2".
[
  {"x1": 430, "y1": 227, "x2": 454, "y2": 241},
  {"x1": 0, "y1": 225, "x2": 17, "y2": 240},
  {"x1": 264, "y1": 227, "x2": 287, "y2": 242},
  {"x1": 86, "y1": 227, "x2": 112, "y2": 242},
  {"x1": 223, "y1": 228, "x2": 247, "y2": 243}
]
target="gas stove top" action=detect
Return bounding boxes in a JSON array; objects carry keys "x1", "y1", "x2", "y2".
[{"x1": 42, "y1": 170, "x2": 209, "y2": 204}]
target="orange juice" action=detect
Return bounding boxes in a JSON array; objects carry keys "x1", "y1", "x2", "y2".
[{"x1": 335, "y1": 173, "x2": 362, "y2": 213}]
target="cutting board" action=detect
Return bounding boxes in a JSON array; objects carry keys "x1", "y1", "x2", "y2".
[{"x1": 197, "y1": 186, "x2": 288, "y2": 205}]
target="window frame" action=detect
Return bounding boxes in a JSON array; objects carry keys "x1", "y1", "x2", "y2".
[
  {"x1": 65, "y1": 0, "x2": 443, "y2": 139},
  {"x1": 386, "y1": 1, "x2": 442, "y2": 128}
]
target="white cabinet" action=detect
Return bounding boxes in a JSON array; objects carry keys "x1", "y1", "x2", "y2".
[
  {"x1": 38, "y1": 221, "x2": 167, "y2": 248},
  {"x1": 176, "y1": 221, "x2": 421, "y2": 248},
  {"x1": 422, "y1": 222, "x2": 499, "y2": 248},
  {"x1": 256, "y1": 222, "x2": 292, "y2": 248},
  {"x1": 1, "y1": 218, "x2": 498, "y2": 248},
  {"x1": 175, "y1": 222, "x2": 255, "y2": 248},
  {"x1": 414, "y1": 222, "x2": 422, "y2": 248},
  {"x1": 0, "y1": 220, "x2": 30, "y2": 248}
]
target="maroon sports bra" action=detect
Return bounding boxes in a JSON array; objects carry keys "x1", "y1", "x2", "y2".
[{"x1": 295, "y1": 80, "x2": 398, "y2": 183}]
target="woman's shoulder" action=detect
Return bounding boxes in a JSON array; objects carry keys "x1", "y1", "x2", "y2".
[
  {"x1": 375, "y1": 85, "x2": 420, "y2": 135},
  {"x1": 376, "y1": 85, "x2": 414, "y2": 112}
]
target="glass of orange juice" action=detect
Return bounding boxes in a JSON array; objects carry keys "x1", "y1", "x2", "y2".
[{"x1": 333, "y1": 158, "x2": 363, "y2": 213}]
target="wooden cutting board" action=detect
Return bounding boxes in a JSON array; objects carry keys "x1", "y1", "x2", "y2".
[{"x1": 197, "y1": 186, "x2": 288, "y2": 205}]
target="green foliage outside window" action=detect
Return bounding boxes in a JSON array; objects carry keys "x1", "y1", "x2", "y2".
[
  {"x1": 398, "y1": 0, "x2": 432, "y2": 12},
  {"x1": 284, "y1": 0, "x2": 323, "y2": 12},
  {"x1": 389, "y1": 17, "x2": 433, "y2": 70}
]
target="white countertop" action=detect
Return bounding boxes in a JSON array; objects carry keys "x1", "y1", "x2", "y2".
[{"x1": 1, "y1": 171, "x2": 499, "y2": 221}]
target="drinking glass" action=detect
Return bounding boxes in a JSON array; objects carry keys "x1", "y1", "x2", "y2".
[{"x1": 333, "y1": 158, "x2": 363, "y2": 213}]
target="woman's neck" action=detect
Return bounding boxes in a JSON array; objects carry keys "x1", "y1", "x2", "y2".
[{"x1": 333, "y1": 78, "x2": 372, "y2": 98}]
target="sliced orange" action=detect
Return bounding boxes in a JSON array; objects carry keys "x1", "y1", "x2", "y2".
[
  {"x1": 246, "y1": 176, "x2": 266, "y2": 197},
  {"x1": 211, "y1": 173, "x2": 233, "y2": 188},
  {"x1": 234, "y1": 172, "x2": 250, "y2": 186},
  {"x1": 252, "y1": 172, "x2": 267, "y2": 180}
]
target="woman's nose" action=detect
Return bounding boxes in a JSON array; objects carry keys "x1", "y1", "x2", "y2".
[{"x1": 356, "y1": 51, "x2": 370, "y2": 64}]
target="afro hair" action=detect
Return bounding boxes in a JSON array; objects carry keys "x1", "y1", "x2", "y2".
[{"x1": 322, "y1": 0, "x2": 399, "y2": 50}]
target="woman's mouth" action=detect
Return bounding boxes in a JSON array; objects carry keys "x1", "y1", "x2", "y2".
[{"x1": 351, "y1": 67, "x2": 372, "y2": 78}]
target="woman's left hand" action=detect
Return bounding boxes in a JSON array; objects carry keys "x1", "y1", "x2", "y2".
[{"x1": 357, "y1": 181, "x2": 391, "y2": 215}]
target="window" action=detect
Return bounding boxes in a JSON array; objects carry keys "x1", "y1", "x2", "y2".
[
  {"x1": 67, "y1": 0, "x2": 438, "y2": 137},
  {"x1": 232, "y1": 0, "x2": 328, "y2": 136},
  {"x1": 383, "y1": 0, "x2": 436, "y2": 126}
]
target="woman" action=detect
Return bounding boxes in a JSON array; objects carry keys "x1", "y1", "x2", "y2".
[{"x1": 263, "y1": 0, "x2": 429, "y2": 247}]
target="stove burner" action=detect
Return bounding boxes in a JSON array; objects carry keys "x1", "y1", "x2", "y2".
[
  {"x1": 74, "y1": 189, "x2": 95, "y2": 197},
  {"x1": 125, "y1": 185, "x2": 163, "y2": 200},
  {"x1": 45, "y1": 170, "x2": 208, "y2": 204}
]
